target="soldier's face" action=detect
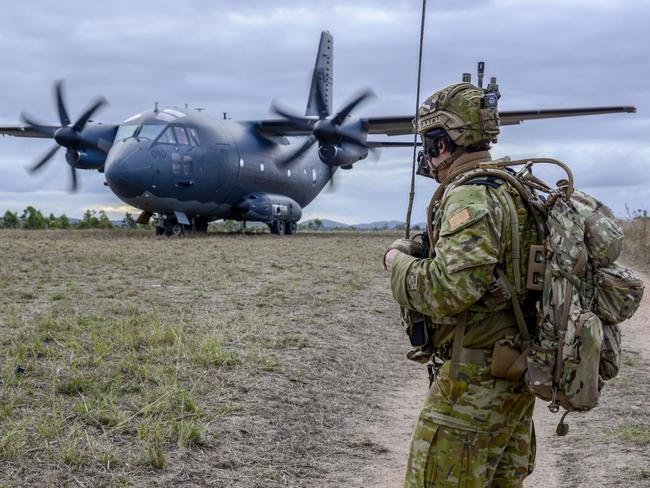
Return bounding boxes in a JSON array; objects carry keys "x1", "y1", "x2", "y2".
[{"x1": 424, "y1": 137, "x2": 449, "y2": 168}]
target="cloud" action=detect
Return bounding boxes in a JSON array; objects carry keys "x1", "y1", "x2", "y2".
[{"x1": 0, "y1": 0, "x2": 646, "y2": 224}]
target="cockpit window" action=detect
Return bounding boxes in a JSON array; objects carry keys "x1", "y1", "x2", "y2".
[
  {"x1": 114, "y1": 123, "x2": 164, "y2": 142},
  {"x1": 114, "y1": 124, "x2": 138, "y2": 141},
  {"x1": 159, "y1": 127, "x2": 176, "y2": 144},
  {"x1": 173, "y1": 127, "x2": 189, "y2": 145},
  {"x1": 137, "y1": 125, "x2": 164, "y2": 140}
]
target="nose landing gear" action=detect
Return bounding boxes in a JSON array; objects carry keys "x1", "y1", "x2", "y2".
[{"x1": 155, "y1": 214, "x2": 186, "y2": 237}]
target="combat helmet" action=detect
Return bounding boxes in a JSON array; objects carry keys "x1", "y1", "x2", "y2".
[{"x1": 415, "y1": 82, "x2": 500, "y2": 149}]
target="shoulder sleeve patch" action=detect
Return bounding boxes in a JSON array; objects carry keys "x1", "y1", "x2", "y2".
[{"x1": 447, "y1": 208, "x2": 471, "y2": 231}]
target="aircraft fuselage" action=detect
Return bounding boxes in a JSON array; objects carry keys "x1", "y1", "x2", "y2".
[{"x1": 104, "y1": 108, "x2": 333, "y2": 226}]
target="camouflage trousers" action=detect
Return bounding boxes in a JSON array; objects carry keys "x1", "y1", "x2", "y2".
[{"x1": 404, "y1": 361, "x2": 535, "y2": 487}]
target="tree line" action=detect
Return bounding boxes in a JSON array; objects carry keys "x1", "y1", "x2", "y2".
[{"x1": 0, "y1": 207, "x2": 141, "y2": 230}]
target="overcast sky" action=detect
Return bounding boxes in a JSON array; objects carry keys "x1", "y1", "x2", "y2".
[{"x1": 0, "y1": 0, "x2": 647, "y2": 224}]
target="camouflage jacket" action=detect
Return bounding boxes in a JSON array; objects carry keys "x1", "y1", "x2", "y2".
[{"x1": 390, "y1": 151, "x2": 534, "y2": 350}]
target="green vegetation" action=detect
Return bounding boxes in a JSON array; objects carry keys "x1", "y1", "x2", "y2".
[
  {"x1": 0, "y1": 206, "x2": 111, "y2": 230},
  {"x1": 606, "y1": 424, "x2": 650, "y2": 447},
  {"x1": 77, "y1": 209, "x2": 113, "y2": 229},
  {"x1": 0, "y1": 230, "x2": 403, "y2": 485}
]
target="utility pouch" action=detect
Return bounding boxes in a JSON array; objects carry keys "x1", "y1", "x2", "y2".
[
  {"x1": 401, "y1": 308, "x2": 428, "y2": 347},
  {"x1": 401, "y1": 308, "x2": 433, "y2": 364},
  {"x1": 491, "y1": 337, "x2": 529, "y2": 381}
]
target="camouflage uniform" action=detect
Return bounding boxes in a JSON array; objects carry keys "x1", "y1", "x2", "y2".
[{"x1": 390, "y1": 147, "x2": 537, "y2": 487}]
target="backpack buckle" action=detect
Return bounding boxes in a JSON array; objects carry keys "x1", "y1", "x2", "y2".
[{"x1": 526, "y1": 244, "x2": 546, "y2": 291}]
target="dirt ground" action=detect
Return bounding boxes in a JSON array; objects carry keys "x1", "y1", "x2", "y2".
[
  {"x1": 359, "y1": 272, "x2": 650, "y2": 488},
  {"x1": 1, "y1": 229, "x2": 648, "y2": 487}
]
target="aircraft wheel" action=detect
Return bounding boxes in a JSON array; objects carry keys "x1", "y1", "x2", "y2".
[
  {"x1": 171, "y1": 223, "x2": 184, "y2": 237},
  {"x1": 270, "y1": 220, "x2": 285, "y2": 235},
  {"x1": 285, "y1": 221, "x2": 297, "y2": 235}
]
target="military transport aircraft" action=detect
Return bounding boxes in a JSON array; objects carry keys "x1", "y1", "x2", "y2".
[{"x1": 0, "y1": 32, "x2": 635, "y2": 236}]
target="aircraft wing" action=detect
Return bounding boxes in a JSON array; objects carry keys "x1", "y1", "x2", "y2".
[
  {"x1": 0, "y1": 125, "x2": 58, "y2": 138},
  {"x1": 256, "y1": 105, "x2": 636, "y2": 137}
]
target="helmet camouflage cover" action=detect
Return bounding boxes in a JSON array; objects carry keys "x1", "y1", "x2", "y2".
[{"x1": 415, "y1": 83, "x2": 500, "y2": 147}]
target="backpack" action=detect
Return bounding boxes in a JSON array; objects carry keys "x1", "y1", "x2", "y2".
[{"x1": 444, "y1": 158, "x2": 644, "y2": 426}]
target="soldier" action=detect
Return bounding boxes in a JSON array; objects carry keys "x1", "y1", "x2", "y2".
[{"x1": 384, "y1": 83, "x2": 537, "y2": 487}]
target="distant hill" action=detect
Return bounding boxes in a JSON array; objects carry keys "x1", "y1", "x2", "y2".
[
  {"x1": 299, "y1": 219, "x2": 349, "y2": 229},
  {"x1": 299, "y1": 219, "x2": 427, "y2": 231}
]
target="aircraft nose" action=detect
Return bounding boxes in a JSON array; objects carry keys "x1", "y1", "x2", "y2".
[{"x1": 104, "y1": 141, "x2": 153, "y2": 198}]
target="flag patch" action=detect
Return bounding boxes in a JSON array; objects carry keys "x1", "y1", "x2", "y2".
[{"x1": 447, "y1": 208, "x2": 472, "y2": 231}]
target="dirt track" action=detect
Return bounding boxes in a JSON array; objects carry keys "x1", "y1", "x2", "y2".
[{"x1": 360, "y1": 270, "x2": 650, "y2": 488}]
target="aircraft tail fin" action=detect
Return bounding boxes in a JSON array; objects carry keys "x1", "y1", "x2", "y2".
[{"x1": 305, "y1": 31, "x2": 333, "y2": 117}]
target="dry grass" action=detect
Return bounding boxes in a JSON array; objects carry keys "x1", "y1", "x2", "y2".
[
  {"x1": 2, "y1": 222, "x2": 648, "y2": 487},
  {"x1": 0, "y1": 229, "x2": 409, "y2": 487},
  {"x1": 621, "y1": 218, "x2": 650, "y2": 271}
]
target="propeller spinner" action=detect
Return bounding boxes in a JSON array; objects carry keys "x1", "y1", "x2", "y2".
[
  {"x1": 21, "y1": 80, "x2": 107, "y2": 191},
  {"x1": 271, "y1": 81, "x2": 374, "y2": 190}
]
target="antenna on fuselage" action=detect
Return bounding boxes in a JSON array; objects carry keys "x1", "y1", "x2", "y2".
[{"x1": 154, "y1": 101, "x2": 159, "y2": 113}]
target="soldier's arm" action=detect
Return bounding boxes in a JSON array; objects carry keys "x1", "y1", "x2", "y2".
[{"x1": 390, "y1": 185, "x2": 503, "y2": 318}]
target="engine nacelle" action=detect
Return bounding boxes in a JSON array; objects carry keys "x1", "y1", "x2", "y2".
[
  {"x1": 233, "y1": 193, "x2": 302, "y2": 223},
  {"x1": 318, "y1": 142, "x2": 368, "y2": 167},
  {"x1": 66, "y1": 148, "x2": 107, "y2": 170}
]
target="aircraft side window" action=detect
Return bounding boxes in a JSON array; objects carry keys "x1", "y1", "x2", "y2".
[
  {"x1": 174, "y1": 127, "x2": 189, "y2": 145},
  {"x1": 159, "y1": 127, "x2": 176, "y2": 144},
  {"x1": 188, "y1": 127, "x2": 200, "y2": 146}
]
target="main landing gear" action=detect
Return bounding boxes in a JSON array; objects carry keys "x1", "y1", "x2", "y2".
[{"x1": 269, "y1": 220, "x2": 298, "y2": 236}]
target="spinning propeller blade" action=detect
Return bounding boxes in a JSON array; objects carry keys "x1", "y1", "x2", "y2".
[{"x1": 20, "y1": 80, "x2": 108, "y2": 191}]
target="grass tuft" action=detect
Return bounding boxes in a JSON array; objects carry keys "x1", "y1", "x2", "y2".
[
  {"x1": 195, "y1": 336, "x2": 241, "y2": 368},
  {"x1": 56, "y1": 376, "x2": 93, "y2": 396}
]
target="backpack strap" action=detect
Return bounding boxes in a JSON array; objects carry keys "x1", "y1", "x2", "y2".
[
  {"x1": 448, "y1": 310, "x2": 468, "y2": 378},
  {"x1": 495, "y1": 267, "x2": 530, "y2": 342}
]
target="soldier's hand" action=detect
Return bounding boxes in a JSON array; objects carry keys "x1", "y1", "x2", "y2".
[
  {"x1": 387, "y1": 238, "x2": 423, "y2": 257},
  {"x1": 383, "y1": 238, "x2": 423, "y2": 271},
  {"x1": 383, "y1": 248, "x2": 401, "y2": 271}
]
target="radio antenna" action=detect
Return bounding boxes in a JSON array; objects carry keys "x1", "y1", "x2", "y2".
[{"x1": 404, "y1": 0, "x2": 427, "y2": 238}]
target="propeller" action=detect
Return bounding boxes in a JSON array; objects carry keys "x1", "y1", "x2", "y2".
[
  {"x1": 21, "y1": 80, "x2": 107, "y2": 191},
  {"x1": 271, "y1": 82, "x2": 375, "y2": 183}
]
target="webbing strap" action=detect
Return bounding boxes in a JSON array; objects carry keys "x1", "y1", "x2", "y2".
[
  {"x1": 448, "y1": 310, "x2": 468, "y2": 378},
  {"x1": 498, "y1": 188, "x2": 523, "y2": 295},
  {"x1": 495, "y1": 268, "x2": 530, "y2": 342}
]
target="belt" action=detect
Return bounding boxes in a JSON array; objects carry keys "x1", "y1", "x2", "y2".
[{"x1": 458, "y1": 347, "x2": 492, "y2": 365}]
